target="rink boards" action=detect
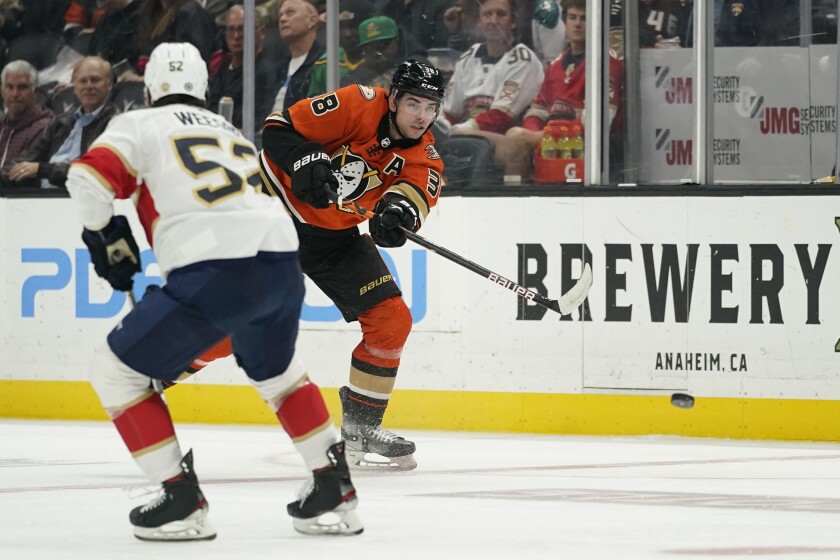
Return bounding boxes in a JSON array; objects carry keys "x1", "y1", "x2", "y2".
[{"x1": 2, "y1": 193, "x2": 840, "y2": 440}]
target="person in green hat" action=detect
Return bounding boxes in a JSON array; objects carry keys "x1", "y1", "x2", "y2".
[
  {"x1": 341, "y1": 15, "x2": 403, "y2": 90},
  {"x1": 307, "y1": 0, "x2": 374, "y2": 96}
]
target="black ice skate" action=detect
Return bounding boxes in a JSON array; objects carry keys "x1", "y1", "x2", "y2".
[
  {"x1": 129, "y1": 449, "x2": 216, "y2": 541},
  {"x1": 339, "y1": 385, "x2": 417, "y2": 471},
  {"x1": 287, "y1": 441, "x2": 363, "y2": 536}
]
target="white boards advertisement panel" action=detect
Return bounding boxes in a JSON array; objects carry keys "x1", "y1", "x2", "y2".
[{"x1": 1, "y1": 195, "x2": 839, "y2": 401}]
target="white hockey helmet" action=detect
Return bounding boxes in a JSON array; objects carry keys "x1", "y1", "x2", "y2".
[{"x1": 144, "y1": 42, "x2": 208, "y2": 104}]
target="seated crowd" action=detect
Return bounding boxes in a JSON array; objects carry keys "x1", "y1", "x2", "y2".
[{"x1": 0, "y1": 0, "x2": 828, "y2": 188}]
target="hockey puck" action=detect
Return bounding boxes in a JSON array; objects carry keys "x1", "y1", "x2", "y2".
[{"x1": 670, "y1": 393, "x2": 695, "y2": 409}]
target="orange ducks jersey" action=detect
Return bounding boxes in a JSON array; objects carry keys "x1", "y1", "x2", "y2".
[{"x1": 259, "y1": 84, "x2": 444, "y2": 231}]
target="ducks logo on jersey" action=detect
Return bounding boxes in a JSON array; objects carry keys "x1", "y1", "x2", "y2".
[{"x1": 330, "y1": 145, "x2": 382, "y2": 200}]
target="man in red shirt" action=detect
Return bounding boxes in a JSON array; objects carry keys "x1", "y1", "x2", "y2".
[{"x1": 487, "y1": 0, "x2": 624, "y2": 178}]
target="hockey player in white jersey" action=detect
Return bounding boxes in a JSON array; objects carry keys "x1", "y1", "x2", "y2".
[
  {"x1": 65, "y1": 42, "x2": 363, "y2": 541},
  {"x1": 443, "y1": 0, "x2": 544, "y2": 134}
]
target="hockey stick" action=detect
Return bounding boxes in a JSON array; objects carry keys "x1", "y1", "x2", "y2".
[{"x1": 337, "y1": 198, "x2": 593, "y2": 316}]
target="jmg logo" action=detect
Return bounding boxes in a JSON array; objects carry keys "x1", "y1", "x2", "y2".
[
  {"x1": 655, "y1": 67, "x2": 693, "y2": 105},
  {"x1": 665, "y1": 77, "x2": 693, "y2": 105},
  {"x1": 656, "y1": 128, "x2": 693, "y2": 166},
  {"x1": 758, "y1": 106, "x2": 801, "y2": 135}
]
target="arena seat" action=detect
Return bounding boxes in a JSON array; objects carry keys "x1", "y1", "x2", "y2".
[
  {"x1": 6, "y1": 33, "x2": 64, "y2": 70},
  {"x1": 440, "y1": 135, "x2": 503, "y2": 187},
  {"x1": 110, "y1": 81, "x2": 147, "y2": 113},
  {"x1": 66, "y1": 31, "x2": 93, "y2": 56},
  {"x1": 49, "y1": 86, "x2": 80, "y2": 114}
]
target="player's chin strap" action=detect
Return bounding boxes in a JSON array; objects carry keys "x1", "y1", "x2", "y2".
[{"x1": 326, "y1": 189, "x2": 593, "y2": 316}]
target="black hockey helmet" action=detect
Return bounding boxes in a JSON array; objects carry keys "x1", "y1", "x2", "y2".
[{"x1": 390, "y1": 59, "x2": 445, "y2": 103}]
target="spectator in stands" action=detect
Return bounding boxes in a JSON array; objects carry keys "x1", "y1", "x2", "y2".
[
  {"x1": 2, "y1": 0, "x2": 68, "y2": 40},
  {"x1": 445, "y1": 0, "x2": 543, "y2": 138},
  {"x1": 532, "y1": 0, "x2": 566, "y2": 66},
  {"x1": 499, "y1": 0, "x2": 624, "y2": 177},
  {"x1": 0, "y1": 60, "x2": 53, "y2": 183},
  {"x1": 380, "y1": 0, "x2": 453, "y2": 52},
  {"x1": 715, "y1": 0, "x2": 799, "y2": 46},
  {"x1": 63, "y1": 1, "x2": 102, "y2": 39},
  {"x1": 130, "y1": 0, "x2": 216, "y2": 76},
  {"x1": 341, "y1": 16, "x2": 402, "y2": 89},
  {"x1": 0, "y1": 1, "x2": 22, "y2": 42},
  {"x1": 270, "y1": 0, "x2": 323, "y2": 113},
  {"x1": 608, "y1": 0, "x2": 691, "y2": 58},
  {"x1": 209, "y1": 5, "x2": 278, "y2": 133},
  {"x1": 87, "y1": 0, "x2": 141, "y2": 79},
  {"x1": 255, "y1": 0, "x2": 283, "y2": 29},
  {"x1": 7, "y1": 56, "x2": 115, "y2": 189},
  {"x1": 640, "y1": 0, "x2": 692, "y2": 48},
  {"x1": 203, "y1": 0, "x2": 236, "y2": 22},
  {"x1": 443, "y1": 0, "x2": 479, "y2": 52},
  {"x1": 307, "y1": 0, "x2": 374, "y2": 96}
]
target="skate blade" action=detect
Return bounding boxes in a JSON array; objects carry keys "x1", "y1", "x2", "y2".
[
  {"x1": 292, "y1": 501, "x2": 364, "y2": 536},
  {"x1": 346, "y1": 449, "x2": 417, "y2": 472},
  {"x1": 133, "y1": 509, "x2": 217, "y2": 542}
]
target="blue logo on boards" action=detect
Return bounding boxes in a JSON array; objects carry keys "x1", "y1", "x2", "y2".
[{"x1": 20, "y1": 248, "x2": 427, "y2": 322}]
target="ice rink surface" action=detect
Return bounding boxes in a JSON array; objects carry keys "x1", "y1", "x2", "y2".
[{"x1": 3, "y1": 419, "x2": 840, "y2": 559}]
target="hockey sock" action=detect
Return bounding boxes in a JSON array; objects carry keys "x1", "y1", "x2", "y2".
[
  {"x1": 275, "y1": 381, "x2": 339, "y2": 471},
  {"x1": 341, "y1": 385, "x2": 388, "y2": 426},
  {"x1": 345, "y1": 296, "x2": 411, "y2": 424},
  {"x1": 112, "y1": 392, "x2": 183, "y2": 482}
]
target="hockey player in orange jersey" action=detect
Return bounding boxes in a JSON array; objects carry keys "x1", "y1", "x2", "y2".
[{"x1": 259, "y1": 60, "x2": 446, "y2": 470}]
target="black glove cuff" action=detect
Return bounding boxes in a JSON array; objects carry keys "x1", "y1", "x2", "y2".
[
  {"x1": 98, "y1": 216, "x2": 119, "y2": 237},
  {"x1": 84, "y1": 215, "x2": 118, "y2": 242}
]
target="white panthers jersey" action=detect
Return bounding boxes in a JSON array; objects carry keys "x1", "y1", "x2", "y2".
[
  {"x1": 67, "y1": 103, "x2": 298, "y2": 277},
  {"x1": 443, "y1": 42, "x2": 544, "y2": 125}
]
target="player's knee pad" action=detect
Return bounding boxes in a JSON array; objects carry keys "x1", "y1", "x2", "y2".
[
  {"x1": 89, "y1": 344, "x2": 154, "y2": 411},
  {"x1": 358, "y1": 296, "x2": 412, "y2": 360},
  {"x1": 249, "y1": 355, "x2": 308, "y2": 409}
]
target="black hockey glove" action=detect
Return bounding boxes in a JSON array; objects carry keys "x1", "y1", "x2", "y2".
[
  {"x1": 81, "y1": 215, "x2": 141, "y2": 292},
  {"x1": 369, "y1": 194, "x2": 420, "y2": 248},
  {"x1": 288, "y1": 141, "x2": 338, "y2": 209}
]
